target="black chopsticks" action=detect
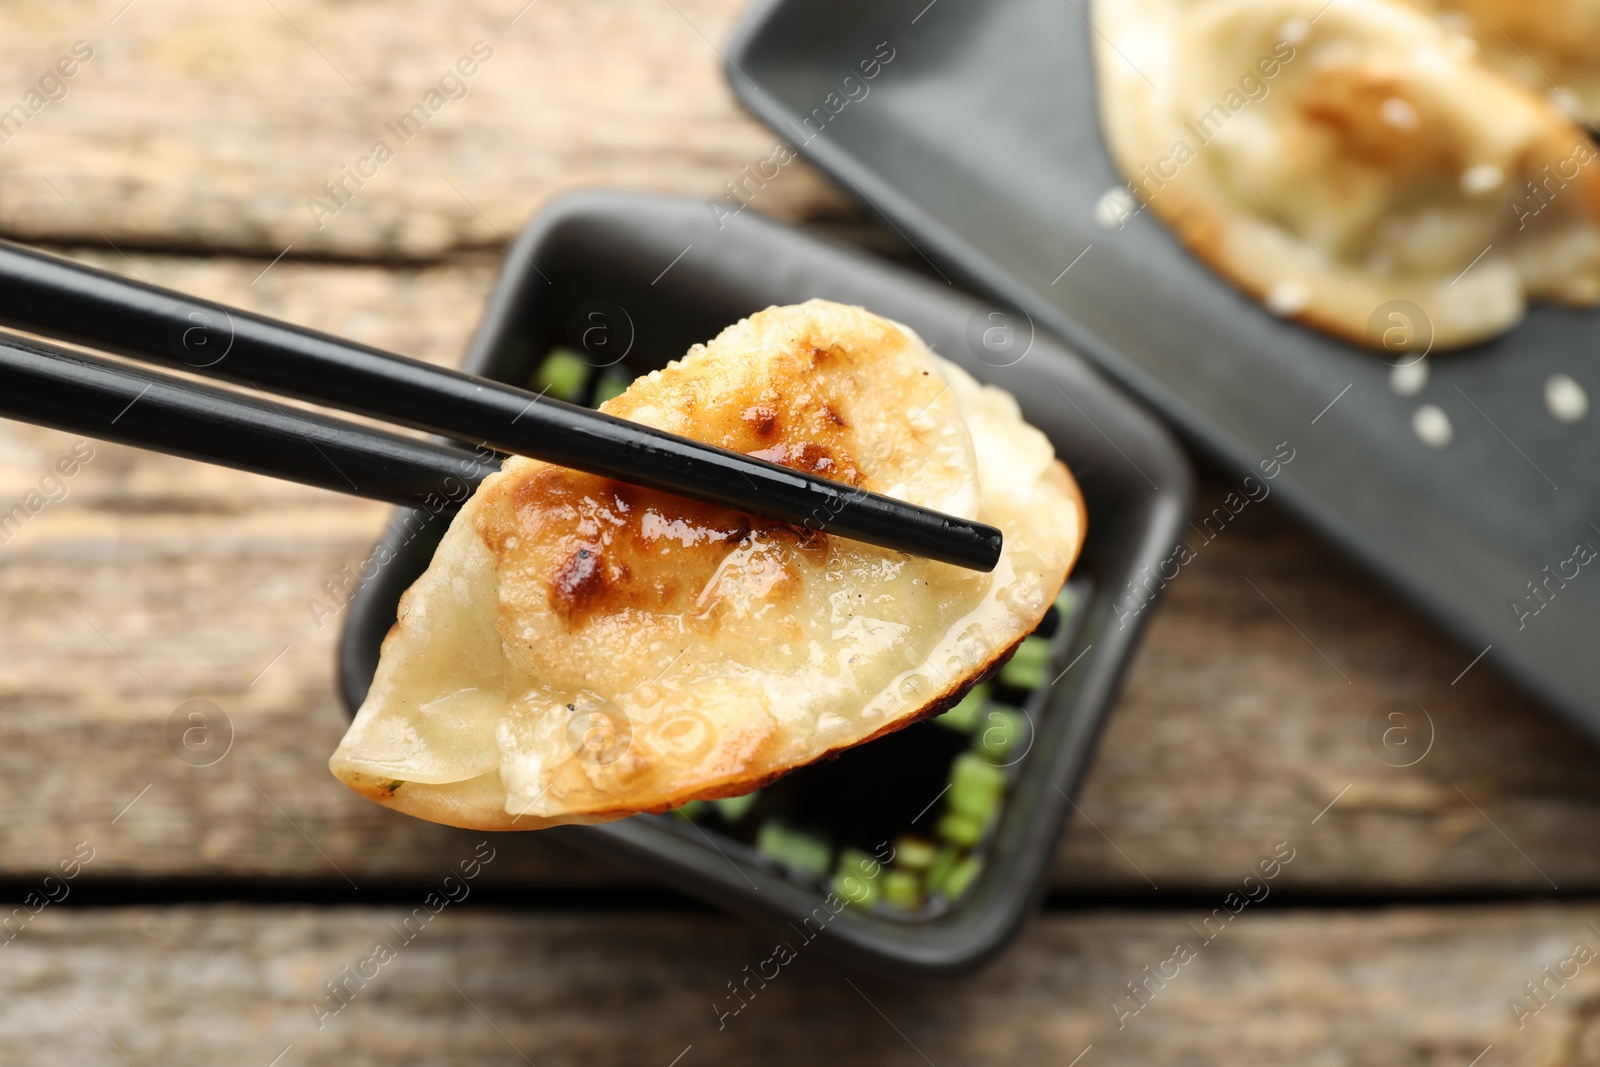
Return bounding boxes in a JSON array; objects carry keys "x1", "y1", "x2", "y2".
[
  {"x1": 0, "y1": 240, "x2": 1003, "y2": 571},
  {"x1": 0, "y1": 332, "x2": 499, "y2": 510}
]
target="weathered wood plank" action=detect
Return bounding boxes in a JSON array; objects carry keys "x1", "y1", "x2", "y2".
[
  {"x1": 0, "y1": 0, "x2": 849, "y2": 257},
  {"x1": 4, "y1": 251, "x2": 1600, "y2": 892},
  {"x1": 2, "y1": 902, "x2": 1596, "y2": 1065},
  {"x1": 0, "y1": 251, "x2": 633, "y2": 887},
  {"x1": 1056, "y1": 487, "x2": 1600, "y2": 892}
]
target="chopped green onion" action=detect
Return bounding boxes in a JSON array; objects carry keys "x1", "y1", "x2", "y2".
[
  {"x1": 672, "y1": 800, "x2": 707, "y2": 822},
  {"x1": 975, "y1": 707, "x2": 1028, "y2": 763},
  {"x1": 533, "y1": 347, "x2": 592, "y2": 403},
  {"x1": 835, "y1": 848, "x2": 881, "y2": 880},
  {"x1": 924, "y1": 845, "x2": 960, "y2": 894},
  {"x1": 948, "y1": 752, "x2": 1006, "y2": 820},
  {"x1": 891, "y1": 835, "x2": 939, "y2": 872},
  {"x1": 999, "y1": 635, "x2": 1053, "y2": 689},
  {"x1": 756, "y1": 821, "x2": 832, "y2": 879},
  {"x1": 591, "y1": 370, "x2": 631, "y2": 406},
  {"x1": 883, "y1": 869, "x2": 922, "y2": 910},
  {"x1": 831, "y1": 848, "x2": 882, "y2": 907},
  {"x1": 712, "y1": 790, "x2": 760, "y2": 823},
  {"x1": 936, "y1": 683, "x2": 990, "y2": 732},
  {"x1": 942, "y1": 854, "x2": 984, "y2": 900},
  {"x1": 936, "y1": 808, "x2": 985, "y2": 848},
  {"x1": 832, "y1": 870, "x2": 881, "y2": 908}
]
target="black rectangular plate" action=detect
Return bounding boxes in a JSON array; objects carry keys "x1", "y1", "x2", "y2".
[
  {"x1": 726, "y1": 0, "x2": 1600, "y2": 741},
  {"x1": 338, "y1": 191, "x2": 1191, "y2": 976}
]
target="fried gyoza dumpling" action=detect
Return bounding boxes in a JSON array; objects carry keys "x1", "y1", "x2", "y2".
[
  {"x1": 330, "y1": 300, "x2": 1085, "y2": 830},
  {"x1": 1092, "y1": 0, "x2": 1600, "y2": 350},
  {"x1": 1396, "y1": 0, "x2": 1600, "y2": 125}
]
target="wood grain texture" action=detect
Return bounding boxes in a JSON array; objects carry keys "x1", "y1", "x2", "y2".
[
  {"x1": 0, "y1": 250, "x2": 633, "y2": 887},
  {"x1": 5, "y1": 903, "x2": 1600, "y2": 1065},
  {"x1": 3, "y1": 0, "x2": 1595, "y2": 1060},
  {"x1": 1057, "y1": 486, "x2": 1600, "y2": 892},
  {"x1": 1, "y1": 252, "x2": 1598, "y2": 894},
  {"x1": 0, "y1": 0, "x2": 850, "y2": 258}
]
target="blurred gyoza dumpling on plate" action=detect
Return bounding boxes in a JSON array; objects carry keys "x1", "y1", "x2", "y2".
[
  {"x1": 1092, "y1": 0, "x2": 1600, "y2": 351},
  {"x1": 1394, "y1": 0, "x2": 1600, "y2": 125},
  {"x1": 330, "y1": 300, "x2": 1085, "y2": 831}
]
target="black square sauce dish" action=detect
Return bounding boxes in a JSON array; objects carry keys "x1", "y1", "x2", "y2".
[{"x1": 339, "y1": 191, "x2": 1192, "y2": 976}]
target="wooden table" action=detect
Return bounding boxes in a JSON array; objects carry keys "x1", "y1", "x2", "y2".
[{"x1": 3, "y1": 2, "x2": 1599, "y2": 1063}]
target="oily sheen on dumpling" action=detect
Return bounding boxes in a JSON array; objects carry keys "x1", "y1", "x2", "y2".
[
  {"x1": 1092, "y1": 0, "x2": 1600, "y2": 351},
  {"x1": 330, "y1": 300, "x2": 1085, "y2": 830}
]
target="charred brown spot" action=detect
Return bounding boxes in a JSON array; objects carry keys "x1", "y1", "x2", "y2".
[
  {"x1": 550, "y1": 544, "x2": 608, "y2": 622},
  {"x1": 809, "y1": 345, "x2": 832, "y2": 365},
  {"x1": 741, "y1": 404, "x2": 780, "y2": 438},
  {"x1": 746, "y1": 440, "x2": 849, "y2": 481},
  {"x1": 791, "y1": 442, "x2": 836, "y2": 476},
  {"x1": 822, "y1": 403, "x2": 847, "y2": 428}
]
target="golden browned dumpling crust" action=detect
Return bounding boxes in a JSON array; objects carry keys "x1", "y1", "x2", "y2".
[
  {"x1": 1093, "y1": 0, "x2": 1600, "y2": 351},
  {"x1": 330, "y1": 300, "x2": 1085, "y2": 830}
]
